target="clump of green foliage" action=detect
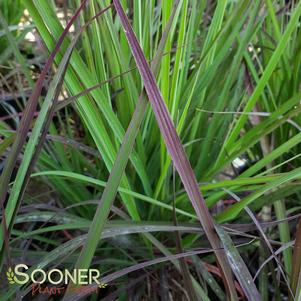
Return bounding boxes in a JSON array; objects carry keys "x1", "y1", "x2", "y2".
[{"x1": 1, "y1": 0, "x2": 301, "y2": 300}]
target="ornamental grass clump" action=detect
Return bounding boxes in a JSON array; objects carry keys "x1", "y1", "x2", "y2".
[{"x1": 1, "y1": 0, "x2": 301, "y2": 300}]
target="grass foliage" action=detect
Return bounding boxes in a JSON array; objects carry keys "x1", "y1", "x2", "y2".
[{"x1": 1, "y1": 0, "x2": 301, "y2": 300}]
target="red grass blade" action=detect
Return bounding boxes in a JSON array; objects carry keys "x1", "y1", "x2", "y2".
[
  {"x1": 0, "y1": 0, "x2": 89, "y2": 265},
  {"x1": 0, "y1": 0, "x2": 89, "y2": 214},
  {"x1": 112, "y1": 0, "x2": 237, "y2": 297}
]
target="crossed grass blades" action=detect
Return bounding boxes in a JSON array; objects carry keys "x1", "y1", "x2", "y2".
[{"x1": 1, "y1": 0, "x2": 301, "y2": 300}]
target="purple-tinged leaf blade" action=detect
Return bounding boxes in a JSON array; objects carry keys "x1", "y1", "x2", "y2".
[{"x1": 112, "y1": 0, "x2": 237, "y2": 297}]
